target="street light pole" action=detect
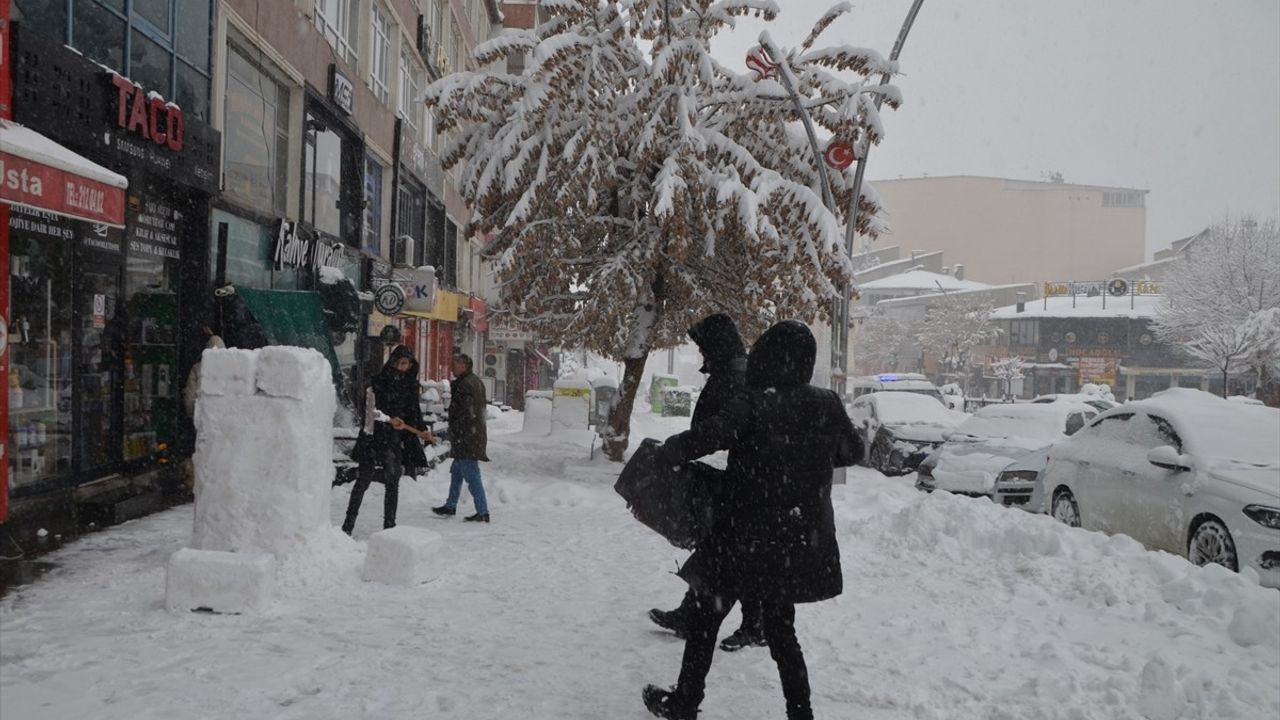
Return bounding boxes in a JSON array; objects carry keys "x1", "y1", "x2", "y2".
[{"x1": 834, "y1": 0, "x2": 925, "y2": 396}]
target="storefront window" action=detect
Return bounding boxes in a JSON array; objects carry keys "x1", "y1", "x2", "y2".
[
  {"x1": 8, "y1": 209, "x2": 76, "y2": 489},
  {"x1": 78, "y1": 245, "x2": 123, "y2": 471},
  {"x1": 364, "y1": 156, "x2": 384, "y2": 256},
  {"x1": 304, "y1": 114, "x2": 345, "y2": 239},
  {"x1": 225, "y1": 41, "x2": 290, "y2": 217}
]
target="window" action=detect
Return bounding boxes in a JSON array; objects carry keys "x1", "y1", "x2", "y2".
[
  {"x1": 314, "y1": 0, "x2": 358, "y2": 67},
  {"x1": 1103, "y1": 190, "x2": 1144, "y2": 208},
  {"x1": 304, "y1": 116, "x2": 345, "y2": 239},
  {"x1": 224, "y1": 40, "x2": 290, "y2": 217},
  {"x1": 369, "y1": 4, "x2": 393, "y2": 105},
  {"x1": 1009, "y1": 319, "x2": 1038, "y2": 347},
  {"x1": 1137, "y1": 414, "x2": 1183, "y2": 452},
  {"x1": 1066, "y1": 412, "x2": 1086, "y2": 436},
  {"x1": 364, "y1": 156, "x2": 385, "y2": 256},
  {"x1": 397, "y1": 180, "x2": 427, "y2": 266},
  {"x1": 431, "y1": 0, "x2": 447, "y2": 60},
  {"x1": 399, "y1": 48, "x2": 425, "y2": 135}
]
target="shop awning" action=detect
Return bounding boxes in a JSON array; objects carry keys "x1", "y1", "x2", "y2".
[
  {"x1": 233, "y1": 288, "x2": 343, "y2": 385},
  {"x1": 401, "y1": 289, "x2": 464, "y2": 322},
  {"x1": 0, "y1": 119, "x2": 128, "y2": 227}
]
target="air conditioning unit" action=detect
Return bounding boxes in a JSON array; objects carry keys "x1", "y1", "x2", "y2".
[{"x1": 393, "y1": 235, "x2": 415, "y2": 267}]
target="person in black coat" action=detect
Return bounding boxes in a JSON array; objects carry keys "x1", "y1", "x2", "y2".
[
  {"x1": 342, "y1": 345, "x2": 432, "y2": 534},
  {"x1": 643, "y1": 320, "x2": 862, "y2": 720},
  {"x1": 648, "y1": 314, "x2": 767, "y2": 652}
]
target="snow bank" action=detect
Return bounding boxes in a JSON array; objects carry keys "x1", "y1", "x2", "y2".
[
  {"x1": 191, "y1": 347, "x2": 336, "y2": 555},
  {"x1": 165, "y1": 548, "x2": 276, "y2": 614}
]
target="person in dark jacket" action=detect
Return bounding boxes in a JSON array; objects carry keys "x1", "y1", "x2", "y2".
[
  {"x1": 342, "y1": 345, "x2": 431, "y2": 534},
  {"x1": 433, "y1": 354, "x2": 491, "y2": 522},
  {"x1": 643, "y1": 320, "x2": 862, "y2": 720},
  {"x1": 648, "y1": 314, "x2": 767, "y2": 652}
]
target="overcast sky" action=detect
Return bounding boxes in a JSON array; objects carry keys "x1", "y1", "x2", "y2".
[{"x1": 710, "y1": 0, "x2": 1280, "y2": 258}]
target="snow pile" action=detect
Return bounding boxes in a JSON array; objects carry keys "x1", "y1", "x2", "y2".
[
  {"x1": 191, "y1": 347, "x2": 336, "y2": 555},
  {"x1": 551, "y1": 379, "x2": 592, "y2": 432},
  {"x1": 165, "y1": 549, "x2": 276, "y2": 614},
  {"x1": 362, "y1": 527, "x2": 446, "y2": 587}
]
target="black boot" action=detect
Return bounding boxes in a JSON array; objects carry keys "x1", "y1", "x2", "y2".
[
  {"x1": 432, "y1": 505, "x2": 456, "y2": 517},
  {"x1": 464, "y1": 512, "x2": 490, "y2": 523},
  {"x1": 719, "y1": 626, "x2": 768, "y2": 652},
  {"x1": 642, "y1": 685, "x2": 697, "y2": 720},
  {"x1": 648, "y1": 607, "x2": 689, "y2": 639}
]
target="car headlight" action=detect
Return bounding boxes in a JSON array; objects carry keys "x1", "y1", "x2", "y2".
[{"x1": 1243, "y1": 505, "x2": 1280, "y2": 530}]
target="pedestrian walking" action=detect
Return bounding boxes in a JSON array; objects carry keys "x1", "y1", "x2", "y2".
[
  {"x1": 342, "y1": 345, "x2": 432, "y2": 534},
  {"x1": 643, "y1": 320, "x2": 862, "y2": 720},
  {"x1": 647, "y1": 313, "x2": 767, "y2": 652},
  {"x1": 433, "y1": 354, "x2": 491, "y2": 522}
]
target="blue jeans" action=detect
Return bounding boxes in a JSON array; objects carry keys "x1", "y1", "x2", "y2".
[{"x1": 446, "y1": 459, "x2": 488, "y2": 515}]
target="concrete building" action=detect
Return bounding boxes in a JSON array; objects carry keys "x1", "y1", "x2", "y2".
[{"x1": 868, "y1": 176, "x2": 1147, "y2": 286}]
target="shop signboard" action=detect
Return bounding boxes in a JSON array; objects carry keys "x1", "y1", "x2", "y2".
[
  {"x1": 273, "y1": 220, "x2": 342, "y2": 270},
  {"x1": 0, "y1": 150, "x2": 126, "y2": 226},
  {"x1": 126, "y1": 194, "x2": 179, "y2": 260},
  {"x1": 395, "y1": 266, "x2": 437, "y2": 312},
  {"x1": 329, "y1": 65, "x2": 354, "y2": 115},
  {"x1": 1044, "y1": 279, "x2": 1162, "y2": 298},
  {"x1": 490, "y1": 327, "x2": 533, "y2": 343}
]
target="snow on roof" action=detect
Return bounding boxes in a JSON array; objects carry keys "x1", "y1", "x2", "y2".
[
  {"x1": 956, "y1": 401, "x2": 1092, "y2": 443},
  {"x1": 1127, "y1": 388, "x2": 1280, "y2": 467},
  {"x1": 864, "y1": 391, "x2": 966, "y2": 426},
  {"x1": 0, "y1": 120, "x2": 128, "y2": 189},
  {"x1": 860, "y1": 269, "x2": 991, "y2": 292},
  {"x1": 992, "y1": 294, "x2": 1163, "y2": 320},
  {"x1": 876, "y1": 283, "x2": 1034, "y2": 308},
  {"x1": 1111, "y1": 257, "x2": 1176, "y2": 276}
]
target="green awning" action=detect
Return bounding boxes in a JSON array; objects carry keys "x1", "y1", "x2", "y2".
[{"x1": 234, "y1": 288, "x2": 343, "y2": 386}]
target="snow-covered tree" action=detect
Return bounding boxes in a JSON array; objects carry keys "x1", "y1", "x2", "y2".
[
  {"x1": 990, "y1": 355, "x2": 1025, "y2": 400},
  {"x1": 852, "y1": 309, "x2": 917, "y2": 372},
  {"x1": 916, "y1": 292, "x2": 1000, "y2": 392},
  {"x1": 1152, "y1": 218, "x2": 1280, "y2": 397},
  {"x1": 427, "y1": 0, "x2": 900, "y2": 459}
]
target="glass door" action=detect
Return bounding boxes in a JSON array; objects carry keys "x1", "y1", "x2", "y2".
[{"x1": 77, "y1": 249, "x2": 124, "y2": 471}]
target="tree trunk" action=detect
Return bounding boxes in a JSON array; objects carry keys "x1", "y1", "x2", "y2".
[
  {"x1": 603, "y1": 354, "x2": 650, "y2": 462},
  {"x1": 1222, "y1": 367, "x2": 1229, "y2": 398}
]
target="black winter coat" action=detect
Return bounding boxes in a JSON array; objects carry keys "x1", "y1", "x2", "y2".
[
  {"x1": 688, "y1": 313, "x2": 747, "y2": 429},
  {"x1": 352, "y1": 345, "x2": 428, "y2": 469},
  {"x1": 448, "y1": 370, "x2": 489, "y2": 461},
  {"x1": 663, "y1": 321, "x2": 862, "y2": 604}
]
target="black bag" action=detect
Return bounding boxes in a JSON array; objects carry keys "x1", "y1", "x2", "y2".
[{"x1": 615, "y1": 438, "x2": 721, "y2": 550}]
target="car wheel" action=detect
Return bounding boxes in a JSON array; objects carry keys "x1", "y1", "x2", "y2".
[
  {"x1": 1051, "y1": 488, "x2": 1081, "y2": 528},
  {"x1": 1188, "y1": 519, "x2": 1239, "y2": 572}
]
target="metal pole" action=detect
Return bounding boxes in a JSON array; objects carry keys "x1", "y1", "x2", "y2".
[
  {"x1": 757, "y1": 33, "x2": 836, "y2": 212},
  {"x1": 837, "y1": 0, "x2": 925, "y2": 395}
]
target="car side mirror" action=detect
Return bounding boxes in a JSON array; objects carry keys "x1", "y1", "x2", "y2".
[{"x1": 1148, "y1": 445, "x2": 1190, "y2": 472}]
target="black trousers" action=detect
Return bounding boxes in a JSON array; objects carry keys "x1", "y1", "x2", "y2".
[
  {"x1": 675, "y1": 592, "x2": 812, "y2": 720},
  {"x1": 675, "y1": 588, "x2": 764, "y2": 635},
  {"x1": 342, "y1": 445, "x2": 403, "y2": 533}
]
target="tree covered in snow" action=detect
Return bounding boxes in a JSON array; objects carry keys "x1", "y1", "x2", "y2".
[
  {"x1": 852, "y1": 309, "x2": 918, "y2": 372},
  {"x1": 1152, "y1": 218, "x2": 1280, "y2": 397},
  {"x1": 990, "y1": 355, "x2": 1025, "y2": 400},
  {"x1": 427, "y1": 0, "x2": 900, "y2": 459},
  {"x1": 916, "y1": 293, "x2": 1000, "y2": 392}
]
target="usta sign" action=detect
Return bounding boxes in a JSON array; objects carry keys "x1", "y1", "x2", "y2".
[{"x1": 111, "y1": 74, "x2": 184, "y2": 152}]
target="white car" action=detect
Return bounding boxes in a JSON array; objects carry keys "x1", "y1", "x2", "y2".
[
  {"x1": 847, "y1": 392, "x2": 968, "y2": 476},
  {"x1": 1038, "y1": 388, "x2": 1280, "y2": 586},
  {"x1": 848, "y1": 373, "x2": 945, "y2": 403},
  {"x1": 916, "y1": 401, "x2": 1098, "y2": 496},
  {"x1": 1031, "y1": 393, "x2": 1119, "y2": 413}
]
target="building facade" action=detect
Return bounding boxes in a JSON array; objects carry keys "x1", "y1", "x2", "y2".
[{"x1": 868, "y1": 176, "x2": 1147, "y2": 286}]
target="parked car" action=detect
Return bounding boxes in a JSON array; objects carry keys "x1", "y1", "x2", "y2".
[
  {"x1": 847, "y1": 392, "x2": 968, "y2": 475},
  {"x1": 916, "y1": 401, "x2": 1098, "y2": 496},
  {"x1": 848, "y1": 373, "x2": 945, "y2": 403},
  {"x1": 1036, "y1": 388, "x2": 1280, "y2": 586},
  {"x1": 1031, "y1": 393, "x2": 1119, "y2": 412}
]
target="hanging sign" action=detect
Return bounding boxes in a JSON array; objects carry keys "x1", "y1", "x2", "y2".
[
  {"x1": 745, "y1": 46, "x2": 778, "y2": 80},
  {"x1": 374, "y1": 283, "x2": 406, "y2": 316},
  {"x1": 823, "y1": 141, "x2": 856, "y2": 170}
]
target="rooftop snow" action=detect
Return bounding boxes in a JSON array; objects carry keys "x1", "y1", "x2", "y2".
[
  {"x1": 860, "y1": 269, "x2": 991, "y2": 292},
  {"x1": 992, "y1": 294, "x2": 1163, "y2": 320}
]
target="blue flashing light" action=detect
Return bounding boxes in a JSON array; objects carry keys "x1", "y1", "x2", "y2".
[{"x1": 877, "y1": 374, "x2": 901, "y2": 382}]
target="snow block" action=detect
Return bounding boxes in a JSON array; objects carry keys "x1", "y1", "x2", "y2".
[
  {"x1": 551, "y1": 379, "x2": 592, "y2": 432},
  {"x1": 199, "y1": 348, "x2": 259, "y2": 397},
  {"x1": 522, "y1": 393, "x2": 552, "y2": 434},
  {"x1": 362, "y1": 527, "x2": 446, "y2": 586},
  {"x1": 255, "y1": 346, "x2": 331, "y2": 401},
  {"x1": 192, "y1": 347, "x2": 335, "y2": 556},
  {"x1": 165, "y1": 548, "x2": 275, "y2": 614}
]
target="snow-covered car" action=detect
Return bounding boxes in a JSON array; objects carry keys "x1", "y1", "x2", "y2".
[
  {"x1": 848, "y1": 373, "x2": 945, "y2": 403},
  {"x1": 990, "y1": 452, "x2": 1052, "y2": 511},
  {"x1": 1037, "y1": 388, "x2": 1280, "y2": 586},
  {"x1": 847, "y1": 392, "x2": 968, "y2": 475},
  {"x1": 1031, "y1": 393, "x2": 1119, "y2": 412},
  {"x1": 916, "y1": 401, "x2": 1098, "y2": 496}
]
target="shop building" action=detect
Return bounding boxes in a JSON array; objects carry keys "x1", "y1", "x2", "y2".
[{"x1": 3, "y1": 5, "x2": 222, "y2": 531}]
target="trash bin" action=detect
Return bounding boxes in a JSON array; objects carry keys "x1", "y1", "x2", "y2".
[
  {"x1": 661, "y1": 386, "x2": 693, "y2": 417},
  {"x1": 590, "y1": 375, "x2": 619, "y2": 429},
  {"x1": 649, "y1": 374, "x2": 679, "y2": 413}
]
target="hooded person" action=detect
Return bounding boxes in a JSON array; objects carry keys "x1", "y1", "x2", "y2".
[
  {"x1": 643, "y1": 320, "x2": 863, "y2": 720},
  {"x1": 342, "y1": 345, "x2": 431, "y2": 534},
  {"x1": 647, "y1": 314, "x2": 767, "y2": 652}
]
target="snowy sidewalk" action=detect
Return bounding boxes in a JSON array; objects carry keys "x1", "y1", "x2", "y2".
[{"x1": 2, "y1": 411, "x2": 1278, "y2": 719}]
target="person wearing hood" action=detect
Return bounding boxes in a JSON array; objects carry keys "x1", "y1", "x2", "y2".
[
  {"x1": 342, "y1": 345, "x2": 432, "y2": 534},
  {"x1": 643, "y1": 320, "x2": 862, "y2": 720},
  {"x1": 648, "y1": 314, "x2": 767, "y2": 652}
]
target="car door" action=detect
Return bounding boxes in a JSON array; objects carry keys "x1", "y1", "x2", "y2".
[
  {"x1": 847, "y1": 398, "x2": 874, "y2": 460},
  {"x1": 1067, "y1": 413, "x2": 1136, "y2": 532},
  {"x1": 1118, "y1": 412, "x2": 1188, "y2": 553}
]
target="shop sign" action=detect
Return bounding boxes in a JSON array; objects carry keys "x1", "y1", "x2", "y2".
[
  {"x1": 1074, "y1": 355, "x2": 1118, "y2": 385},
  {"x1": 329, "y1": 65, "x2": 354, "y2": 115},
  {"x1": 127, "y1": 195, "x2": 179, "y2": 259},
  {"x1": 111, "y1": 74, "x2": 183, "y2": 152},
  {"x1": 374, "y1": 283, "x2": 406, "y2": 316},
  {"x1": 490, "y1": 327, "x2": 533, "y2": 342},
  {"x1": 273, "y1": 220, "x2": 342, "y2": 270},
  {"x1": 394, "y1": 266, "x2": 437, "y2": 312},
  {"x1": 1045, "y1": 279, "x2": 1162, "y2": 297},
  {"x1": 0, "y1": 151, "x2": 126, "y2": 226}
]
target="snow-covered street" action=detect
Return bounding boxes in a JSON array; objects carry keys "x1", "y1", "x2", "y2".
[{"x1": 2, "y1": 409, "x2": 1278, "y2": 720}]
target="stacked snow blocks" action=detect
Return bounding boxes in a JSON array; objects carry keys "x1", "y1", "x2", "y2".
[
  {"x1": 362, "y1": 526, "x2": 446, "y2": 586},
  {"x1": 165, "y1": 346, "x2": 335, "y2": 614},
  {"x1": 550, "y1": 379, "x2": 592, "y2": 432},
  {"x1": 165, "y1": 548, "x2": 276, "y2": 614}
]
